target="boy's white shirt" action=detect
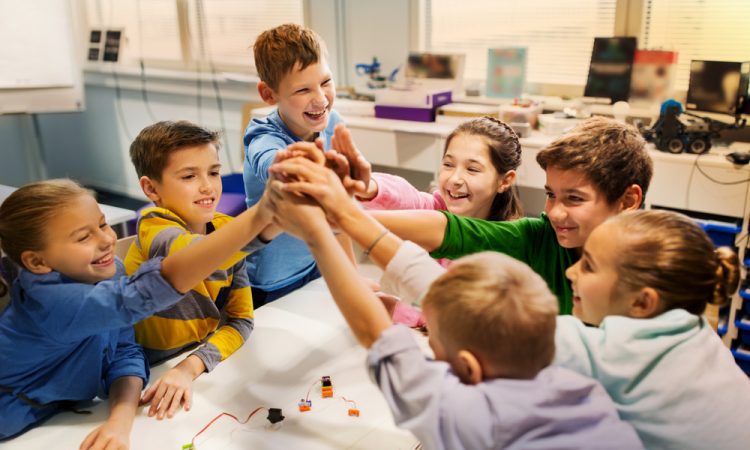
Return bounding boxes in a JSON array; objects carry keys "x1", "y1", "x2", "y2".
[{"x1": 380, "y1": 241, "x2": 445, "y2": 305}]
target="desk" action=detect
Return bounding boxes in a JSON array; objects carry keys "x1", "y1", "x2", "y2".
[
  {"x1": 0, "y1": 184, "x2": 137, "y2": 236},
  {"x1": 4, "y1": 267, "x2": 421, "y2": 450}
]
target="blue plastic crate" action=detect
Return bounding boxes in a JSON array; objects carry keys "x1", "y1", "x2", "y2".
[
  {"x1": 731, "y1": 345, "x2": 750, "y2": 376},
  {"x1": 695, "y1": 220, "x2": 741, "y2": 248},
  {"x1": 741, "y1": 288, "x2": 750, "y2": 315},
  {"x1": 736, "y1": 312, "x2": 750, "y2": 346}
]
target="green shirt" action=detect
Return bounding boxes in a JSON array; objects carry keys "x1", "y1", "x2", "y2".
[{"x1": 431, "y1": 212, "x2": 577, "y2": 314}]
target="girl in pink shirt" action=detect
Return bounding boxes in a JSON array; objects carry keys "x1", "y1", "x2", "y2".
[{"x1": 357, "y1": 117, "x2": 523, "y2": 223}]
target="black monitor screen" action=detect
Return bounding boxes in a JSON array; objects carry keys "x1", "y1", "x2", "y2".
[{"x1": 686, "y1": 60, "x2": 747, "y2": 114}]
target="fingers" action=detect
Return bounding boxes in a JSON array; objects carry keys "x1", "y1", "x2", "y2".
[
  {"x1": 147, "y1": 381, "x2": 167, "y2": 417},
  {"x1": 285, "y1": 141, "x2": 325, "y2": 165},
  {"x1": 80, "y1": 428, "x2": 98, "y2": 450}
]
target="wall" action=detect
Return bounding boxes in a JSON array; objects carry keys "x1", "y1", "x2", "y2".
[{"x1": 0, "y1": 0, "x2": 412, "y2": 195}]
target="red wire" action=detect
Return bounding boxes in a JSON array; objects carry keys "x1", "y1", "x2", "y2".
[
  {"x1": 340, "y1": 397, "x2": 357, "y2": 409},
  {"x1": 304, "y1": 379, "x2": 320, "y2": 401},
  {"x1": 191, "y1": 407, "x2": 266, "y2": 447}
]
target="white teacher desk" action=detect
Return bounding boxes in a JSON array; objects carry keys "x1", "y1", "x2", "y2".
[
  {"x1": 4, "y1": 268, "x2": 421, "y2": 450},
  {"x1": 0, "y1": 184, "x2": 137, "y2": 236}
]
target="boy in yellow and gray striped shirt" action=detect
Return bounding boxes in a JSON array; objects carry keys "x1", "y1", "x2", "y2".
[{"x1": 125, "y1": 120, "x2": 274, "y2": 420}]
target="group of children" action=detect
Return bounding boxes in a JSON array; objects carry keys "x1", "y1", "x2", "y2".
[{"x1": 1, "y1": 21, "x2": 749, "y2": 450}]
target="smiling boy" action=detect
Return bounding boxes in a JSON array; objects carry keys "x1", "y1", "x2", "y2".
[
  {"x1": 242, "y1": 23, "x2": 344, "y2": 305},
  {"x1": 125, "y1": 121, "x2": 271, "y2": 420},
  {"x1": 363, "y1": 117, "x2": 654, "y2": 314}
]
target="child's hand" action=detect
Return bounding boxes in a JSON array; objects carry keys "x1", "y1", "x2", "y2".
[
  {"x1": 268, "y1": 180, "x2": 329, "y2": 242},
  {"x1": 268, "y1": 156, "x2": 352, "y2": 224},
  {"x1": 332, "y1": 124, "x2": 372, "y2": 195},
  {"x1": 79, "y1": 417, "x2": 130, "y2": 450},
  {"x1": 140, "y1": 357, "x2": 201, "y2": 420}
]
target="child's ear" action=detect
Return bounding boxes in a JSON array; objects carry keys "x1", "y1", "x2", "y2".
[
  {"x1": 20, "y1": 250, "x2": 53, "y2": 275},
  {"x1": 257, "y1": 81, "x2": 278, "y2": 105},
  {"x1": 497, "y1": 170, "x2": 517, "y2": 194},
  {"x1": 618, "y1": 184, "x2": 643, "y2": 212},
  {"x1": 629, "y1": 287, "x2": 662, "y2": 318},
  {"x1": 139, "y1": 176, "x2": 161, "y2": 203},
  {"x1": 456, "y1": 350, "x2": 483, "y2": 385}
]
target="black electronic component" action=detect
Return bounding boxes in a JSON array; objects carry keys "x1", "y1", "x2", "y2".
[{"x1": 267, "y1": 408, "x2": 285, "y2": 424}]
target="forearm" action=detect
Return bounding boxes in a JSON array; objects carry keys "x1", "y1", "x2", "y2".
[
  {"x1": 331, "y1": 203, "x2": 404, "y2": 269},
  {"x1": 161, "y1": 204, "x2": 271, "y2": 293},
  {"x1": 367, "y1": 210, "x2": 447, "y2": 252},
  {"x1": 107, "y1": 376, "x2": 143, "y2": 429},
  {"x1": 306, "y1": 227, "x2": 392, "y2": 348},
  {"x1": 336, "y1": 232, "x2": 357, "y2": 265},
  {"x1": 176, "y1": 355, "x2": 206, "y2": 379}
]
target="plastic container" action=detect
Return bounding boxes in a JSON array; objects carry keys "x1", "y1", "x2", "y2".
[
  {"x1": 694, "y1": 219, "x2": 740, "y2": 248},
  {"x1": 731, "y1": 345, "x2": 750, "y2": 376},
  {"x1": 538, "y1": 113, "x2": 581, "y2": 136}
]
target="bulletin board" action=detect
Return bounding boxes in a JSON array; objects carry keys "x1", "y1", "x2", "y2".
[{"x1": 0, "y1": 0, "x2": 84, "y2": 114}]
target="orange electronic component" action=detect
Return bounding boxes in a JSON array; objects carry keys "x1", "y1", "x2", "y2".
[
  {"x1": 321, "y1": 376, "x2": 333, "y2": 398},
  {"x1": 298, "y1": 399, "x2": 312, "y2": 412},
  {"x1": 348, "y1": 408, "x2": 360, "y2": 417}
]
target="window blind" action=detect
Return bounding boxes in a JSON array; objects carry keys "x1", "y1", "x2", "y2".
[
  {"x1": 190, "y1": 0, "x2": 303, "y2": 70},
  {"x1": 85, "y1": 0, "x2": 182, "y2": 64},
  {"x1": 641, "y1": 0, "x2": 750, "y2": 92},
  {"x1": 422, "y1": 0, "x2": 617, "y2": 86},
  {"x1": 84, "y1": 0, "x2": 304, "y2": 71}
]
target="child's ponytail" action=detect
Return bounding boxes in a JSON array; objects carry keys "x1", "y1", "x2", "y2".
[{"x1": 712, "y1": 247, "x2": 740, "y2": 307}]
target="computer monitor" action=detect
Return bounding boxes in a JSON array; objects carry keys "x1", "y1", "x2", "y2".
[
  {"x1": 686, "y1": 60, "x2": 750, "y2": 115},
  {"x1": 403, "y1": 52, "x2": 465, "y2": 93}
]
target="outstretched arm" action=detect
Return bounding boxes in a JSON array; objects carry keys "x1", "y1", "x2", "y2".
[
  {"x1": 159, "y1": 196, "x2": 273, "y2": 293},
  {"x1": 267, "y1": 182, "x2": 391, "y2": 348},
  {"x1": 79, "y1": 376, "x2": 142, "y2": 450}
]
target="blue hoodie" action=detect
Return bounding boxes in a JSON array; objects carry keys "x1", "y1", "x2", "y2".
[{"x1": 242, "y1": 108, "x2": 343, "y2": 291}]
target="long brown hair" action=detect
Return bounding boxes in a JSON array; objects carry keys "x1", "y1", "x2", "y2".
[
  {"x1": 444, "y1": 116, "x2": 523, "y2": 221},
  {"x1": 610, "y1": 210, "x2": 740, "y2": 314}
]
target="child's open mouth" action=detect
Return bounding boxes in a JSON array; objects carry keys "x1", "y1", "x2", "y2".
[
  {"x1": 92, "y1": 253, "x2": 114, "y2": 266},
  {"x1": 195, "y1": 198, "x2": 215, "y2": 207},
  {"x1": 446, "y1": 190, "x2": 469, "y2": 200},
  {"x1": 304, "y1": 109, "x2": 327, "y2": 120}
]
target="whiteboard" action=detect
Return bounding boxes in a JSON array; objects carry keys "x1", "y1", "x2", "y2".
[{"x1": 0, "y1": 0, "x2": 84, "y2": 113}]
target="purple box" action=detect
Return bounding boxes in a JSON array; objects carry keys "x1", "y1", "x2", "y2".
[{"x1": 375, "y1": 105, "x2": 437, "y2": 122}]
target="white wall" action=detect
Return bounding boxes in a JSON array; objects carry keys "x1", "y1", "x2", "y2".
[{"x1": 0, "y1": 0, "x2": 411, "y2": 196}]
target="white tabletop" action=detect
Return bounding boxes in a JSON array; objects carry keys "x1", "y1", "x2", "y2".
[
  {"x1": 4, "y1": 267, "x2": 421, "y2": 450},
  {"x1": 0, "y1": 184, "x2": 136, "y2": 227}
]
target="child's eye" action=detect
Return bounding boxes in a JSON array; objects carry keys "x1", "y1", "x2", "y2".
[
  {"x1": 182, "y1": 174, "x2": 195, "y2": 180},
  {"x1": 322, "y1": 79, "x2": 331, "y2": 86},
  {"x1": 441, "y1": 162, "x2": 454, "y2": 168},
  {"x1": 545, "y1": 191, "x2": 555, "y2": 199},
  {"x1": 580, "y1": 259, "x2": 593, "y2": 273},
  {"x1": 296, "y1": 88, "x2": 309, "y2": 94},
  {"x1": 210, "y1": 171, "x2": 221, "y2": 177},
  {"x1": 77, "y1": 233, "x2": 91, "y2": 242},
  {"x1": 468, "y1": 166, "x2": 481, "y2": 173},
  {"x1": 567, "y1": 195, "x2": 584, "y2": 203},
  {"x1": 99, "y1": 222, "x2": 110, "y2": 230}
]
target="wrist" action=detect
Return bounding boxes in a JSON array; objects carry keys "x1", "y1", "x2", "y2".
[{"x1": 180, "y1": 355, "x2": 206, "y2": 379}]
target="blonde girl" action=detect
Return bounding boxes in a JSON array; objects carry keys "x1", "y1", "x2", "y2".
[
  {"x1": 556, "y1": 209, "x2": 750, "y2": 450},
  {"x1": 0, "y1": 179, "x2": 271, "y2": 447}
]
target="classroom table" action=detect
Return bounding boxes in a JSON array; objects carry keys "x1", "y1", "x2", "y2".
[
  {"x1": 3, "y1": 266, "x2": 422, "y2": 450},
  {"x1": 0, "y1": 184, "x2": 137, "y2": 236}
]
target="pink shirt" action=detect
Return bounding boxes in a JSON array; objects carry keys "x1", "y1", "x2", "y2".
[
  {"x1": 360, "y1": 173, "x2": 450, "y2": 268},
  {"x1": 360, "y1": 173, "x2": 447, "y2": 211}
]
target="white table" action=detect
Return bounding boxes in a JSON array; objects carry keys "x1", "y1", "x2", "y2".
[
  {"x1": 0, "y1": 184, "x2": 137, "y2": 236},
  {"x1": 4, "y1": 267, "x2": 421, "y2": 450}
]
